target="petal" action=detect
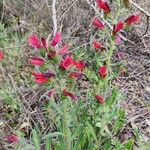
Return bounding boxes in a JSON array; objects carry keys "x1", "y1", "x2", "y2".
[
  {"x1": 51, "y1": 32, "x2": 61, "y2": 47},
  {"x1": 5, "y1": 135, "x2": 19, "y2": 143},
  {"x1": 60, "y1": 56, "x2": 74, "y2": 70},
  {"x1": 28, "y1": 33, "x2": 42, "y2": 49},
  {"x1": 0, "y1": 50, "x2": 4, "y2": 61},
  {"x1": 69, "y1": 72, "x2": 83, "y2": 78},
  {"x1": 125, "y1": 13, "x2": 141, "y2": 25},
  {"x1": 32, "y1": 72, "x2": 46, "y2": 79},
  {"x1": 96, "y1": 0, "x2": 111, "y2": 15},
  {"x1": 58, "y1": 44, "x2": 70, "y2": 55},
  {"x1": 74, "y1": 61, "x2": 86, "y2": 71},
  {"x1": 92, "y1": 18, "x2": 105, "y2": 30},
  {"x1": 113, "y1": 22, "x2": 124, "y2": 35},
  {"x1": 95, "y1": 95, "x2": 104, "y2": 104},
  {"x1": 28, "y1": 56, "x2": 45, "y2": 66},
  {"x1": 63, "y1": 89, "x2": 78, "y2": 101},
  {"x1": 35, "y1": 77, "x2": 49, "y2": 84},
  {"x1": 99, "y1": 66, "x2": 107, "y2": 78},
  {"x1": 93, "y1": 39, "x2": 102, "y2": 49}
]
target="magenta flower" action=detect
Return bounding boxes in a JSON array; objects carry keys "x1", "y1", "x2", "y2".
[
  {"x1": 0, "y1": 50, "x2": 4, "y2": 61},
  {"x1": 93, "y1": 39, "x2": 102, "y2": 49},
  {"x1": 28, "y1": 33, "x2": 42, "y2": 49},
  {"x1": 28, "y1": 56, "x2": 45, "y2": 66},
  {"x1": 92, "y1": 18, "x2": 105, "y2": 30},
  {"x1": 32, "y1": 72, "x2": 49, "y2": 84},
  {"x1": 63, "y1": 89, "x2": 78, "y2": 101},
  {"x1": 59, "y1": 56, "x2": 74, "y2": 70},
  {"x1": 96, "y1": 0, "x2": 111, "y2": 15},
  {"x1": 50, "y1": 32, "x2": 61, "y2": 47},
  {"x1": 74, "y1": 61, "x2": 86, "y2": 71},
  {"x1": 99, "y1": 66, "x2": 107, "y2": 79},
  {"x1": 5, "y1": 134, "x2": 19, "y2": 143},
  {"x1": 69, "y1": 72, "x2": 83, "y2": 79},
  {"x1": 113, "y1": 21, "x2": 124, "y2": 35},
  {"x1": 125, "y1": 13, "x2": 141, "y2": 26},
  {"x1": 58, "y1": 44, "x2": 70, "y2": 55},
  {"x1": 95, "y1": 95, "x2": 104, "y2": 104}
]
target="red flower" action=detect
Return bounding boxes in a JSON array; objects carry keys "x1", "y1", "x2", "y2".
[
  {"x1": 96, "y1": 0, "x2": 111, "y2": 15},
  {"x1": 92, "y1": 18, "x2": 105, "y2": 30},
  {"x1": 74, "y1": 61, "x2": 86, "y2": 71},
  {"x1": 95, "y1": 95, "x2": 104, "y2": 104},
  {"x1": 28, "y1": 56, "x2": 45, "y2": 66},
  {"x1": 51, "y1": 32, "x2": 61, "y2": 47},
  {"x1": 28, "y1": 33, "x2": 42, "y2": 49},
  {"x1": 99, "y1": 66, "x2": 107, "y2": 78},
  {"x1": 63, "y1": 89, "x2": 78, "y2": 101},
  {"x1": 5, "y1": 134, "x2": 19, "y2": 143},
  {"x1": 112, "y1": 21, "x2": 124, "y2": 35},
  {"x1": 48, "y1": 89, "x2": 55, "y2": 97},
  {"x1": 32, "y1": 72, "x2": 49, "y2": 84},
  {"x1": 125, "y1": 13, "x2": 141, "y2": 26},
  {"x1": 47, "y1": 51, "x2": 57, "y2": 59},
  {"x1": 60, "y1": 56, "x2": 74, "y2": 70},
  {"x1": 93, "y1": 39, "x2": 102, "y2": 49},
  {"x1": 58, "y1": 44, "x2": 70, "y2": 55},
  {"x1": 0, "y1": 50, "x2": 4, "y2": 61},
  {"x1": 69, "y1": 72, "x2": 83, "y2": 79}
]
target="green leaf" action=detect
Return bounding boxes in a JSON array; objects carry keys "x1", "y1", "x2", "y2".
[
  {"x1": 31, "y1": 129, "x2": 40, "y2": 150},
  {"x1": 45, "y1": 138, "x2": 51, "y2": 150},
  {"x1": 102, "y1": 139, "x2": 112, "y2": 150},
  {"x1": 71, "y1": 125, "x2": 83, "y2": 141},
  {"x1": 86, "y1": 121, "x2": 97, "y2": 141},
  {"x1": 113, "y1": 109, "x2": 125, "y2": 134},
  {"x1": 46, "y1": 98, "x2": 63, "y2": 115},
  {"x1": 106, "y1": 87, "x2": 118, "y2": 106},
  {"x1": 42, "y1": 132, "x2": 63, "y2": 140},
  {"x1": 124, "y1": 139, "x2": 134, "y2": 150}
]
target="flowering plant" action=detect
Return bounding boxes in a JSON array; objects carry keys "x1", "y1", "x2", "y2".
[{"x1": 1, "y1": 0, "x2": 140, "y2": 149}]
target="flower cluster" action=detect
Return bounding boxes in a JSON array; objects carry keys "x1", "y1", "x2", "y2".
[
  {"x1": 28, "y1": 4, "x2": 141, "y2": 104},
  {"x1": 28, "y1": 30, "x2": 108, "y2": 103},
  {"x1": 92, "y1": 11, "x2": 141, "y2": 48}
]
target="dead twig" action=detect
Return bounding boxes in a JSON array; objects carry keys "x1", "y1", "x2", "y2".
[
  {"x1": 46, "y1": 0, "x2": 58, "y2": 46},
  {"x1": 130, "y1": 0, "x2": 150, "y2": 17}
]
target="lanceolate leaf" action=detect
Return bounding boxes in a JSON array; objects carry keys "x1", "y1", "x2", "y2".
[{"x1": 42, "y1": 132, "x2": 63, "y2": 140}]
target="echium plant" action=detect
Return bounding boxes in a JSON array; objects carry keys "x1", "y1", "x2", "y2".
[{"x1": 26, "y1": 0, "x2": 141, "y2": 149}]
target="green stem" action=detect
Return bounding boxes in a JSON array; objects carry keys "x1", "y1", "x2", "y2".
[
  {"x1": 106, "y1": 38, "x2": 115, "y2": 72},
  {"x1": 104, "y1": 38, "x2": 116, "y2": 91},
  {"x1": 63, "y1": 100, "x2": 71, "y2": 150}
]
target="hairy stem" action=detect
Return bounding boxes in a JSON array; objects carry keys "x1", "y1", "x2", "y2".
[{"x1": 62, "y1": 100, "x2": 71, "y2": 150}]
